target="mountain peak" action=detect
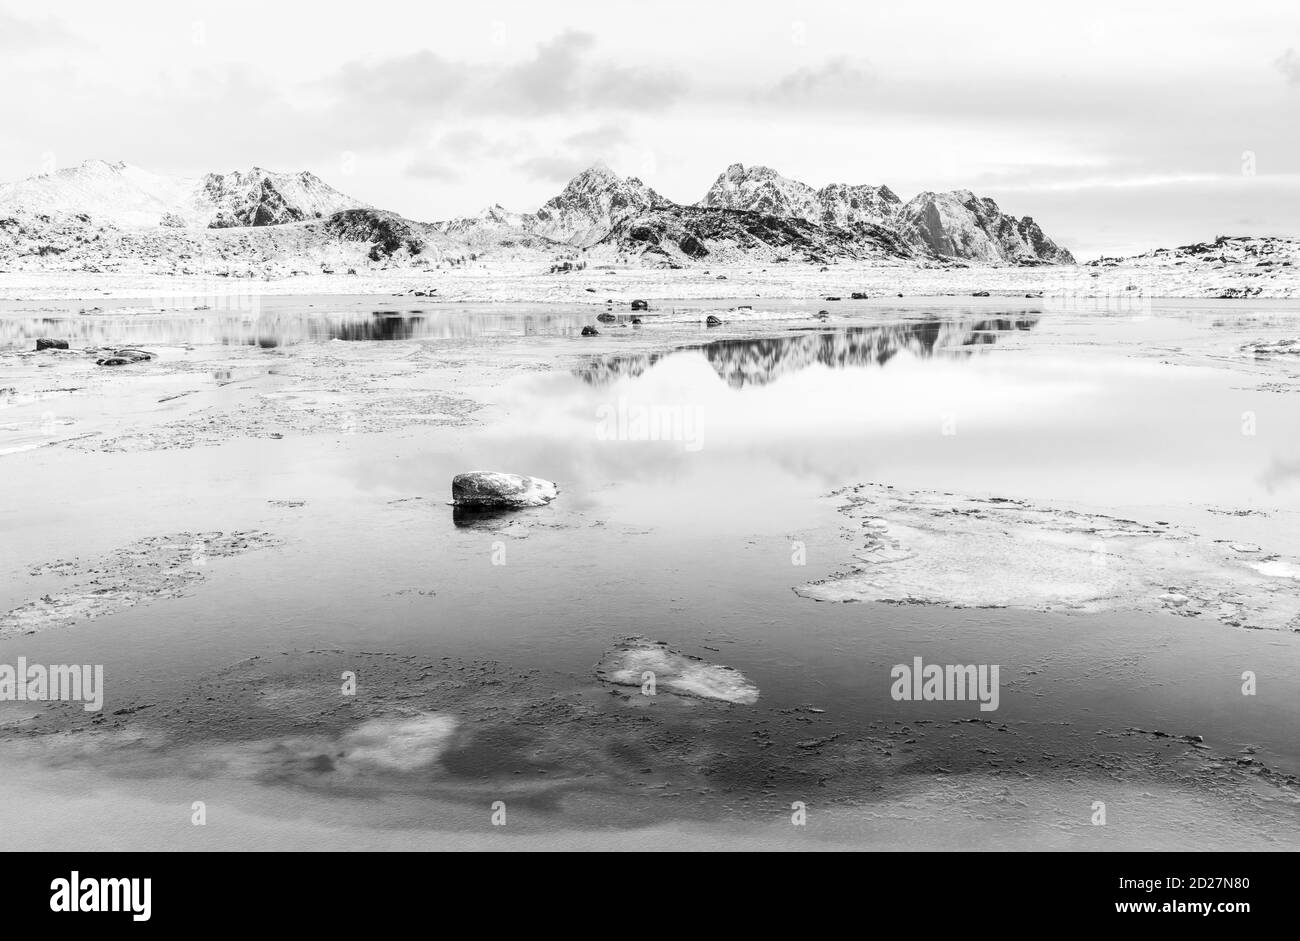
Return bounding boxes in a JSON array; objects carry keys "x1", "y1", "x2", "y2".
[
  {"x1": 572, "y1": 160, "x2": 619, "y2": 182},
  {"x1": 48, "y1": 159, "x2": 132, "y2": 179},
  {"x1": 701, "y1": 163, "x2": 819, "y2": 218},
  {"x1": 532, "y1": 163, "x2": 671, "y2": 247}
]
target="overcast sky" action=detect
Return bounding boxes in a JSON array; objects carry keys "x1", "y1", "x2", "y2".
[{"x1": 1, "y1": 0, "x2": 1297, "y2": 256}]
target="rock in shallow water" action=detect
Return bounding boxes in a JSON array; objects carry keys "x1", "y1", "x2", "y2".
[
  {"x1": 35, "y1": 338, "x2": 68, "y2": 351},
  {"x1": 95, "y1": 348, "x2": 154, "y2": 366},
  {"x1": 451, "y1": 472, "x2": 558, "y2": 509}
]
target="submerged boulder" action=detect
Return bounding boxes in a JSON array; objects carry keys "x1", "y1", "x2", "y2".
[{"x1": 451, "y1": 472, "x2": 558, "y2": 509}]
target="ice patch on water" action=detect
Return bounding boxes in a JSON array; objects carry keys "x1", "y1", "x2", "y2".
[
  {"x1": 797, "y1": 485, "x2": 1300, "y2": 632},
  {"x1": 337, "y1": 714, "x2": 459, "y2": 772},
  {"x1": 0, "y1": 531, "x2": 282, "y2": 635},
  {"x1": 596, "y1": 638, "x2": 759, "y2": 704},
  {"x1": 188, "y1": 712, "x2": 461, "y2": 780},
  {"x1": 1250, "y1": 559, "x2": 1300, "y2": 579}
]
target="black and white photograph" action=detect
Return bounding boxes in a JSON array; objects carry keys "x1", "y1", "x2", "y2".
[{"x1": 0, "y1": 0, "x2": 1296, "y2": 904}]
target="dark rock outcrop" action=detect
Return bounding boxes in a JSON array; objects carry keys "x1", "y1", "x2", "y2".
[{"x1": 324, "y1": 209, "x2": 426, "y2": 259}]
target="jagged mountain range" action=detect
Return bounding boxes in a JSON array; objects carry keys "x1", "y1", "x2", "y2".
[
  {"x1": 519, "y1": 162, "x2": 1072, "y2": 265},
  {"x1": 696, "y1": 164, "x2": 1072, "y2": 263},
  {"x1": 0, "y1": 158, "x2": 1075, "y2": 274}
]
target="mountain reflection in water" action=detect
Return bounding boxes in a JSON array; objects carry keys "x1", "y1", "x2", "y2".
[{"x1": 575, "y1": 317, "x2": 1038, "y2": 388}]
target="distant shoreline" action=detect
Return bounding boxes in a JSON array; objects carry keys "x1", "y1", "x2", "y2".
[{"x1": 0, "y1": 259, "x2": 1296, "y2": 303}]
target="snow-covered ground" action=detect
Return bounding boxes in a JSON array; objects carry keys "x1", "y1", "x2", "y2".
[{"x1": 2, "y1": 252, "x2": 1299, "y2": 304}]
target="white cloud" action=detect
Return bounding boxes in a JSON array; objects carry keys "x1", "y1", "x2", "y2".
[
  {"x1": 1278, "y1": 48, "x2": 1300, "y2": 86},
  {"x1": 0, "y1": 11, "x2": 77, "y2": 51}
]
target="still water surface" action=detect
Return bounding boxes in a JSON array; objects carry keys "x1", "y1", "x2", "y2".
[{"x1": 2, "y1": 298, "x2": 1299, "y2": 846}]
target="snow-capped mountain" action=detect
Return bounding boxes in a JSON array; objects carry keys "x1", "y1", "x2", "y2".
[
  {"x1": 199, "y1": 168, "x2": 368, "y2": 228},
  {"x1": 701, "y1": 163, "x2": 823, "y2": 219},
  {"x1": 438, "y1": 204, "x2": 532, "y2": 234},
  {"x1": 530, "y1": 163, "x2": 670, "y2": 246},
  {"x1": 701, "y1": 164, "x2": 901, "y2": 229},
  {"x1": 697, "y1": 164, "x2": 1071, "y2": 264},
  {"x1": 493, "y1": 161, "x2": 908, "y2": 263},
  {"x1": 0, "y1": 160, "x2": 367, "y2": 229},
  {"x1": 899, "y1": 190, "x2": 1074, "y2": 265}
]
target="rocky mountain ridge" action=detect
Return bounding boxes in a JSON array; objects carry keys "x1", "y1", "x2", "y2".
[
  {"x1": 700, "y1": 164, "x2": 1072, "y2": 264},
  {"x1": 465, "y1": 161, "x2": 1074, "y2": 266}
]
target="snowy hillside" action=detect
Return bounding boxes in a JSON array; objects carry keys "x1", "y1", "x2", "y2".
[
  {"x1": 0, "y1": 160, "x2": 367, "y2": 229},
  {"x1": 1087, "y1": 235, "x2": 1300, "y2": 297}
]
